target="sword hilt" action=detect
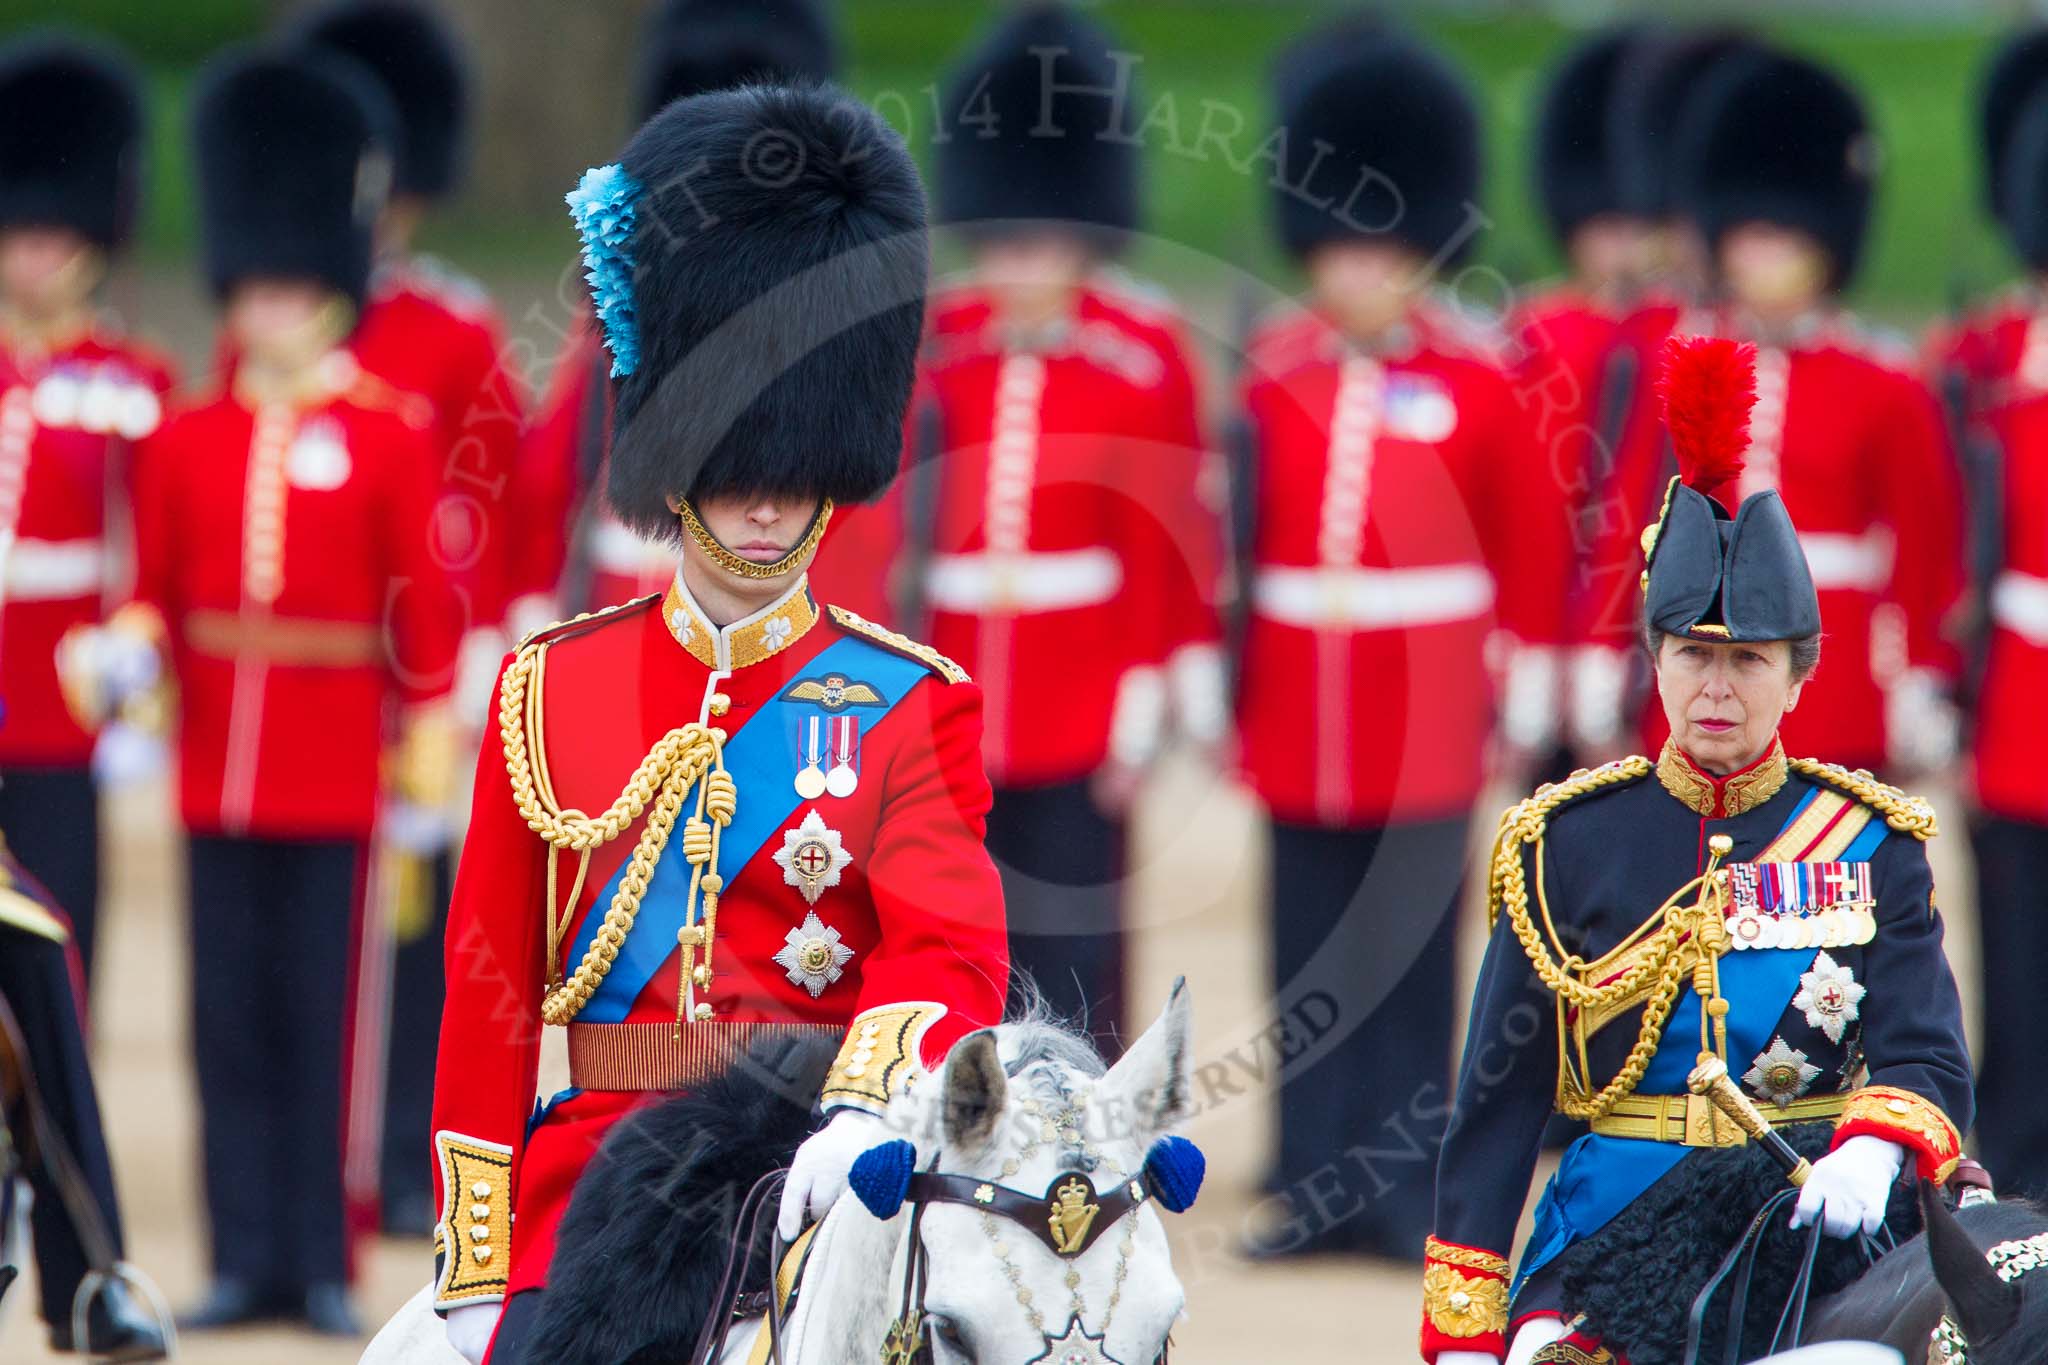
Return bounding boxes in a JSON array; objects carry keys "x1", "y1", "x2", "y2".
[{"x1": 1687, "y1": 1057, "x2": 1813, "y2": 1187}]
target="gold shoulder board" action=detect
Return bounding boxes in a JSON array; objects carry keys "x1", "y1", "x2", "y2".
[
  {"x1": 827, "y1": 605, "x2": 970, "y2": 684},
  {"x1": 515, "y1": 591, "x2": 664, "y2": 653},
  {"x1": 1788, "y1": 758, "x2": 1938, "y2": 841}
]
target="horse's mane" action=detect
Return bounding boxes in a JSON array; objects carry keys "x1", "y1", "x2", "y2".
[
  {"x1": 987, "y1": 994, "x2": 1110, "y2": 1172},
  {"x1": 1956, "y1": 1197, "x2": 2048, "y2": 1248}
]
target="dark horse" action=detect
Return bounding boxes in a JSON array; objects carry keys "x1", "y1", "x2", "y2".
[{"x1": 1797, "y1": 1181, "x2": 2048, "y2": 1363}]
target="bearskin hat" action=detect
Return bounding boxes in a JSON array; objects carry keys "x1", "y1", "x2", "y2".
[
  {"x1": 933, "y1": 4, "x2": 1141, "y2": 248},
  {"x1": 636, "y1": 0, "x2": 839, "y2": 122},
  {"x1": 1608, "y1": 28, "x2": 1764, "y2": 223},
  {"x1": 1675, "y1": 49, "x2": 1874, "y2": 291},
  {"x1": 1996, "y1": 88, "x2": 2048, "y2": 267},
  {"x1": 1979, "y1": 28, "x2": 2048, "y2": 229},
  {"x1": 192, "y1": 45, "x2": 397, "y2": 309},
  {"x1": 0, "y1": 34, "x2": 144, "y2": 250},
  {"x1": 1533, "y1": 24, "x2": 1655, "y2": 246},
  {"x1": 570, "y1": 84, "x2": 927, "y2": 530},
  {"x1": 1269, "y1": 22, "x2": 1482, "y2": 265},
  {"x1": 292, "y1": 0, "x2": 470, "y2": 199}
]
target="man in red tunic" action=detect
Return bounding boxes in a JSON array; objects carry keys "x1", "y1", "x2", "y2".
[
  {"x1": 0, "y1": 35, "x2": 175, "y2": 985},
  {"x1": 426, "y1": 85, "x2": 1007, "y2": 1364},
  {"x1": 1234, "y1": 22, "x2": 1569, "y2": 1259},
  {"x1": 74, "y1": 46, "x2": 462, "y2": 1335}
]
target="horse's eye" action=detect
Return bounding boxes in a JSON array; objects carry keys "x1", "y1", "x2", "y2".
[{"x1": 934, "y1": 1315, "x2": 970, "y2": 1355}]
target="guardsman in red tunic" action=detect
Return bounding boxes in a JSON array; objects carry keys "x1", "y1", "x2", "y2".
[
  {"x1": 0, "y1": 36, "x2": 174, "y2": 985},
  {"x1": 1958, "y1": 89, "x2": 2048, "y2": 1207},
  {"x1": 289, "y1": 0, "x2": 533, "y2": 1240},
  {"x1": 1574, "y1": 51, "x2": 1966, "y2": 778},
  {"x1": 1235, "y1": 25, "x2": 1569, "y2": 1260},
  {"x1": 910, "y1": 4, "x2": 1223, "y2": 1056},
  {"x1": 427, "y1": 87, "x2": 1006, "y2": 1365},
  {"x1": 504, "y1": 0, "x2": 843, "y2": 631},
  {"x1": 70, "y1": 48, "x2": 461, "y2": 1335}
]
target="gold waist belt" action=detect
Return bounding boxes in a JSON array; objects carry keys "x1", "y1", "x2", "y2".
[
  {"x1": 1589, "y1": 1090, "x2": 1847, "y2": 1147},
  {"x1": 565, "y1": 1021, "x2": 841, "y2": 1092}
]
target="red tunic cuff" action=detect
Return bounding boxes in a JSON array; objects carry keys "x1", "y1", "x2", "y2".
[
  {"x1": 1834, "y1": 1086, "x2": 1962, "y2": 1184},
  {"x1": 1421, "y1": 1235, "x2": 1511, "y2": 1361}
]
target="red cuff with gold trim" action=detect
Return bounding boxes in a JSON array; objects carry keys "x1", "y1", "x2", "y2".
[
  {"x1": 1421, "y1": 1236, "x2": 1510, "y2": 1361},
  {"x1": 1834, "y1": 1086, "x2": 1962, "y2": 1184}
]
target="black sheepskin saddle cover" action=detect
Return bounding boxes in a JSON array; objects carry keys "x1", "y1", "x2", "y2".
[
  {"x1": 531, "y1": 1033, "x2": 840, "y2": 1365},
  {"x1": 1556, "y1": 1124, "x2": 1919, "y2": 1364}
]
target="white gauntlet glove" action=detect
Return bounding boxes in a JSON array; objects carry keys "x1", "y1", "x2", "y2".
[
  {"x1": 1501, "y1": 645, "x2": 1562, "y2": 754},
  {"x1": 1885, "y1": 667, "x2": 1959, "y2": 775},
  {"x1": 1789, "y1": 1135, "x2": 1903, "y2": 1239},
  {"x1": 1437, "y1": 1353, "x2": 1502, "y2": 1365},
  {"x1": 778, "y1": 1108, "x2": 884, "y2": 1240},
  {"x1": 443, "y1": 1300, "x2": 500, "y2": 1364},
  {"x1": 1567, "y1": 645, "x2": 1630, "y2": 757}
]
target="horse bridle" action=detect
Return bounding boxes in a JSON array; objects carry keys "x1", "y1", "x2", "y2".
[{"x1": 882, "y1": 1161, "x2": 1176, "y2": 1365}]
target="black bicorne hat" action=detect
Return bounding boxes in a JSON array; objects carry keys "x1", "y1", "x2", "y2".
[
  {"x1": 1979, "y1": 28, "x2": 2048, "y2": 231},
  {"x1": 933, "y1": 3, "x2": 1141, "y2": 248},
  {"x1": 570, "y1": 84, "x2": 927, "y2": 533},
  {"x1": 1675, "y1": 48, "x2": 1874, "y2": 292},
  {"x1": 293, "y1": 0, "x2": 471, "y2": 199},
  {"x1": 1533, "y1": 24, "x2": 1654, "y2": 247},
  {"x1": 193, "y1": 45, "x2": 397, "y2": 309},
  {"x1": 1641, "y1": 335, "x2": 1820, "y2": 643},
  {"x1": 0, "y1": 34, "x2": 144, "y2": 250},
  {"x1": 1269, "y1": 21, "x2": 1481, "y2": 265},
  {"x1": 1608, "y1": 28, "x2": 1764, "y2": 223},
  {"x1": 636, "y1": 0, "x2": 839, "y2": 122}
]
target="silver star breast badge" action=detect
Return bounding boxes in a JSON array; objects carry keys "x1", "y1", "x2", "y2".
[
  {"x1": 1744, "y1": 1035, "x2": 1822, "y2": 1108},
  {"x1": 1792, "y1": 949, "x2": 1866, "y2": 1044},
  {"x1": 1029, "y1": 1316, "x2": 1121, "y2": 1365},
  {"x1": 772, "y1": 910, "x2": 855, "y2": 997},
  {"x1": 772, "y1": 809, "x2": 853, "y2": 906}
]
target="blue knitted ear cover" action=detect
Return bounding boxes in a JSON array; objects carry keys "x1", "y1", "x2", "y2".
[
  {"x1": 848, "y1": 1139, "x2": 917, "y2": 1219},
  {"x1": 1143, "y1": 1136, "x2": 1205, "y2": 1213}
]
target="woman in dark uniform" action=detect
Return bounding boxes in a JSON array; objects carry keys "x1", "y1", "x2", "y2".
[{"x1": 1420, "y1": 337, "x2": 1974, "y2": 1365}]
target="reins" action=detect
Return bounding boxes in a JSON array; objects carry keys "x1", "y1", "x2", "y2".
[{"x1": 1682, "y1": 1187, "x2": 1891, "y2": 1365}]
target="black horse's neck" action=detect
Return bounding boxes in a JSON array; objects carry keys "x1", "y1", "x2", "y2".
[{"x1": 1806, "y1": 1201, "x2": 2048, "y2": 1356}]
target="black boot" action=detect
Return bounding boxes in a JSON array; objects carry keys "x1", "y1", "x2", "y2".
[
  {"x1": 49, "y1": 1277, "x2": 170, "y2": 1360},
  {"x1": 175, "y1": 1277, "x2": 289, "y2": 1331},
  {"x1": 301, "y1": 1281, "x2": 360, "y2": 1337}
]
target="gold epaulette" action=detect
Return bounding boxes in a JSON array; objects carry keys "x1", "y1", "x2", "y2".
[
  {"x1": 1486, "y1": 756, "x2": 1653, "y2": 931},
  {"x1": 514, "y1": 592, "x2": 663, "y2": 654},
  {"x1": 1789, "y1": 758, "x2": 1939, "y2": 841},
  {"x1": 826, "y1": 605, "x2": 970, "y2": 684}
]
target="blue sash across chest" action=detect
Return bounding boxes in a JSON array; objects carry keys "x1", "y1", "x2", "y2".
[{"x1": 566, "y1": 636, "x2": 931, "y2": 1023}]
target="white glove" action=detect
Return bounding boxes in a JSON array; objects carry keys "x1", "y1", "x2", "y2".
[
  {"x1": 1501, "y1": 644, "x2": 1562, "y2": 753},
  {"x1": 1790, "y1": 1135, "x2": 1903, "y2": 1239},
  {"x1": 778, "y1": 1108, "x2": 883, "y2": 1240},
  {"x1": 381, "y1": 799, "x2": 453, "y2": 856},
  {"x1": 444, "y1": 1300, "x2": 500, "y2": 1364},
  {"x1": 453, "y1": 626, "x2": 510, "y2": 726},
  {"x1": 1437, "y1": 1353, "x2": 1502, "y2": 1365},
  {"x1": 1567, "y1": 646, "x2": 1630, "y2": 755},
  {"x1": 1885, "y1": 667, "x2": 1959, "y2": 774},
  {"x1": 90, "y1": 720, "x2": 166, "y2": 787}
]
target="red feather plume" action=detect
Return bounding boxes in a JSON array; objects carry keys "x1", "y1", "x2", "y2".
[{"x1": 1656, "y1": 334, "x2": 1756, "y2": 495}]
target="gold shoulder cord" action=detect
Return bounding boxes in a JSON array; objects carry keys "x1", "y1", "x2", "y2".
[
  {"x1": 1788, "y1": 758, "x2": 1939, "y2": 840},
  {"x1": 1489, "y1": 757, "x2": 1745, "y2": 1120},
  {"x1": 498, "y1": 637, "x2": 736, "y2": 1028}
]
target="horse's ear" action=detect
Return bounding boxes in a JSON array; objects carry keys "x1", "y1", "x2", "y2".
[
  {"x1": 942, "y1": 1028, "x2": 1008, "y2": 1153},
  {"x1": 1102, "y1": 977, "x2": 1193, "y2": 1145},
  {"x1": 1920, "y1": 1178, "x2": 2021, "y2": 1342}
]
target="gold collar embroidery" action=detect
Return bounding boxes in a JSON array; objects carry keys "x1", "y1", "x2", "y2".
[
  {"x1": 661, "y1": 572, "x2": 819, "y2": 671},
  {"x1": 1656, "y1": 736, "x2": 1788, "y2": 818}
]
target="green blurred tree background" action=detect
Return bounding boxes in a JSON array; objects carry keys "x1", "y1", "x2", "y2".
[{"x1": 0, "y1": 0, "x2": 2027, "y2": 327}]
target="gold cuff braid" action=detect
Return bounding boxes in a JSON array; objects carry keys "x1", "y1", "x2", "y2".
[
  {"x1": 1839, "y1": 1086, "x2": 1962, "y2": 1182},
  {"x1": 433, "y1": 1132, "x2": 513, "y2": 1307},
  {"x1": 821, "y1": 1003, "x2": 947, "y2": 1115},
  {"x1": 1422, "y1": 1261, "x2": 1509, "y2": 1340}
]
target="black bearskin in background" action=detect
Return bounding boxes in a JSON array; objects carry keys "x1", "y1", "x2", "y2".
[
  {"x1": 531, "y1": 1033, "x2": 839, "y2": 1365},
  {"x1": 1995, "y1": 89, "x2": 2048, "y2": 268},
  {"x1": 294, "y1": 0, "x2": 471, "y2": 199},
  {"x1": 603, "y1": 84, "x2": 927, "y2": 533},
  {"x1": 192, "y1": 45, "x2": 397, "y2": 308},
  {"x1": 933, "y1": 3, "x2": 1141, "y2": 248},
  {"x1": 1606, "y1": 29, "x2": 1760, "y2": 225},
  {"x1": 1978, "y1": 28, "x2": 2048, "y2": 227},
  {"x1": 636, "y1": 0, "x2": 840, "y2": 122},
  {"x1": 1532, "y1": 24, "x2": 1651, "y2": 247},
  {"x1": 1558, "y1": 1124, "x2": 1921, "y2": 1365},
  {"x1": 1268, "y1": 20, "x2": 1481, "y2": 265},
  {"x1": 0, "y1": 35, "x2": 144, "y2": 249},
  {"x1": 1674, "y1": 48, "x2": 1874, "y2": 291}
]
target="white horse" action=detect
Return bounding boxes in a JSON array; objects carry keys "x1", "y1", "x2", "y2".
[{"x1": 364, "y1": 983, "x2": 1197, "y2": 1364}]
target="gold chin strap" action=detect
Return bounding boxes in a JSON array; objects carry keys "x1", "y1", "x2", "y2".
[{"x1": 679, "y1": 497, "x2": 835, "y2": 581}]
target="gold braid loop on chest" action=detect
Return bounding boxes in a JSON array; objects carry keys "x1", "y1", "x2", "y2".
[
  {"x1": 497, "y1": 640, "x2": 735, "y2": 1027},
  {"x1": 1489, "y1": 756, "x2": 1744, "y2": 1120}
]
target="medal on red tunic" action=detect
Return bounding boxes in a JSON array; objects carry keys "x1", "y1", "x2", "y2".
[
  {"x1": 795, "y1": 714, "x2": 828, "y2": 799},
  {"x1": 825, "y1": 715, "x2": 860, "y2": 797}
]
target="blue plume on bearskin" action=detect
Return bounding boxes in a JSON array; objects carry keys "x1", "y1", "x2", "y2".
[
  {"x1": 849, "y1": 1139, "x2": 917, "y2": 1220},
  {"x1": 1143, "y1": 1136, "x2": 1204, "y2": 1214},
  {"x1": 565, "y1": 162, "x2": 642, "y2": 378},
  {"x1": 529, "y1": 1032, "x2": 839, "y2": 1365}
]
